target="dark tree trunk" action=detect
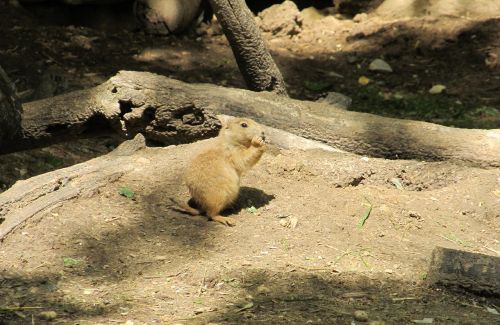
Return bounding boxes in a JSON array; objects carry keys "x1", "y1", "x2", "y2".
[
  {"x1": 208, "y1": 0, "x2": 288, "y2": 96},
  {"x1": 0, "y1": 66, "x2": 22, "y2": 146},
  {"x1": 427, "y1": 246, "x2": 500, "y2": 295}
]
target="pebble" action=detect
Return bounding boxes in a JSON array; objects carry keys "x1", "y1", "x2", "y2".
[
  {"x1": 256, "y1": 285, "x2": 271, "y2": 295},
  {"x1": 428, "y1": 84, "x2": 446, "y2": 94},
  {"x1": 354, "y1": 310, "x2": 369, "y2": 322},
  {"x1": 317, "y1": 92, "x2": 352, "y2": 109},
  {"x1": 39, "y1": 311, "x2": 57, "y2": 320},
  {"x1": 353, "y1": 13, "x2": 368, "y2": 22},
  {"x1": 369, "y1": 59, "x2": 393, "y2": 72}
]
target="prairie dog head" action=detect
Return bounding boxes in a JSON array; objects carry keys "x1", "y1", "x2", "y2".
[{"x1": 220, "y1": 117, "x2": 265, "y2": 147}]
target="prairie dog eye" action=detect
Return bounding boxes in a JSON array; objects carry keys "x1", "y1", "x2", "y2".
[{"x1": 240, "y1": 122, "x2": 248, "y2": 128}]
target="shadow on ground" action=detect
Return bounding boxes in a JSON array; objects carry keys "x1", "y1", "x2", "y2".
[
  {"x1": 0, "y1": 271, "x2": 118, "y2": 323},
  {"x1": 203, "y1": 269, "x2": 500, "y2": 324}
]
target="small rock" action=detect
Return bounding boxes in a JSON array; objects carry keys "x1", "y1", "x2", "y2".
[
  {"x1": 71, "y1": 35, "x2": 95, "y2": 50},
  {"x1": 301, "y1": 7, "x2": 324, "y2": 23},
  {"x1": 428, "y1": 84, "x2": 446, "y2": 94},
  {"x1": 317, "y1": 92, "x2": 352, "y2": 109},
  {"x1": 486, "y1": 307, "x2": 499, "y2": 315},
  {"x1": 257, "y1": 1, "x2": 302, "y2": 36},
  {"x1": 280, "y1": 216, "x2": 298, "y2": 229},
  {"x1": 369, "y1": 59, "x2": 393, "y2": 72},
  {"x1": 354, "y1": 310, "x2": 369, "y2": 322},
  {"x1": 256, "y1": 285, "x2": 271, "y2": 295},
  {"x1": 353, "y1": 13, "x2": 368, "y2": 22},
  {"x1": 39, "y1": 311, "x2": 57, "y2": 320},
  {"x1": 385, "y1": 269, "x2": 394, "y2": 274}
]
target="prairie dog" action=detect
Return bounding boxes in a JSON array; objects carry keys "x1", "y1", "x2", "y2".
[{"x1": 175, "y1": 117, "x2": 266, "y2": 226}]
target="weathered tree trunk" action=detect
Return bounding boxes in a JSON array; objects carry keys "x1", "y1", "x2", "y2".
[
  {"x1": 208, "y1": 0, "x2": 288, "y2": 96},
  {"x1": 427, "y1": 246, "x2": 500, "y2": 295},
  {"x1": 0, "y1": 71, "x2": 498, "y2": 168},
  {"x1": 0, "y1": 65, "x2": 22, "y2": 145},
  {"x1": 0, "y1": 134, "x2": 147, "y2": 240},
  {"x1": 4, "y1": 78, "x2": 222, "y2": 153}
]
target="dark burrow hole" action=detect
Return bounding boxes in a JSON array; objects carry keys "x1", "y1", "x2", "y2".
[
  {"x1": 118, "y1": 99, "x2": 133, "y2": 118},
  {"x1": 45, "y1": 123, "x2": 70, "y2": 133},
  {"x1": 82, "y1": 112, "x2": 110, "y2": 134}
]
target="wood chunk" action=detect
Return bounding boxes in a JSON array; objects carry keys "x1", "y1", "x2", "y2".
[{"x1": 427, "y1": 246, "x2": 500, "y2": 295}]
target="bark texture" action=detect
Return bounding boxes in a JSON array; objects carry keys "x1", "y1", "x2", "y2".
[
  {"x1": 0, "y1": 134, "x2": 147, "y2": 240},
  {"x1": 1, "y1": 71, "x2": 499, "y2": 168},
  {"x1": 0, "y1": 65, "x2": 22, "y2": 145},
  {"x1": 427, "y1": 246, "x2": 499, "y2": 295},
  {"x1": 208, "y1": 0, "x2": 288, "y2": 96}
]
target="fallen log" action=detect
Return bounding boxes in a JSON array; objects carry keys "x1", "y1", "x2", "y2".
[
  {"x1": 427, "y1": 246, "x2": 500, "y2": 296},
  {"x1": 0, "y1": 134, "x2": 147, "y2": 241},
  {"x1": 1, "y1": 71, "x2": 498, "y2": 167}
]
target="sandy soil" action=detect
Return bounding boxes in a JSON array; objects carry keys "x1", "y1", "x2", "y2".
[
  {"x1": 0, "y1": 1, "x2": 499, "y2": 324},
  {"x1": 1, "y1": 140, "x2": 499, "y2": 324}
]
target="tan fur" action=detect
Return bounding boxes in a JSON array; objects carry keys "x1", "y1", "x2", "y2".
[{"x1": 178, "y1": 117, "x2": 266, "y2": 226}]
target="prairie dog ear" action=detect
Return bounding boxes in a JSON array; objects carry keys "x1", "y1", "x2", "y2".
[{"x1": 217, "y1": 114, "x2": 233, "y2": 128}]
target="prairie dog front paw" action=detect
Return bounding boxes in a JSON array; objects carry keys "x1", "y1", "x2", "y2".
[{"x1": 251, "y1": 135, "x2": 266, "y2": 147}]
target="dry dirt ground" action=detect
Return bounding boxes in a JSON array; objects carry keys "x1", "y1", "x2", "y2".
[
  {"x1": 1, "y1": 140, "x2": 499, "y2": 324},
  {"x1": 0, "y1": 1, "x2": 499, "y2": 324}
]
